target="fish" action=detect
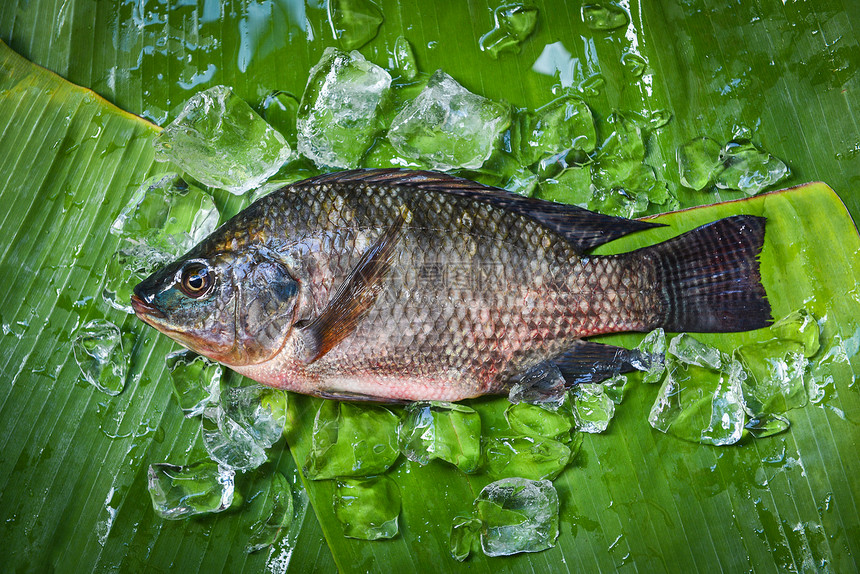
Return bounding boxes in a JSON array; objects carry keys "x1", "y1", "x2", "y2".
[{"x1": 131, "y1": 169, "x2": 771, "y2": 403}]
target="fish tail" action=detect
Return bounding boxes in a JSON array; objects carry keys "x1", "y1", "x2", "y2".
[{"x1": 643, "y1": 214, "x2": 771, "y2": 332}]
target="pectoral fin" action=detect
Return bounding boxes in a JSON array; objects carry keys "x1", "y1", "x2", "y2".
[{"x1": 297, "y1": 210, "x2": 406, "y2": 363}]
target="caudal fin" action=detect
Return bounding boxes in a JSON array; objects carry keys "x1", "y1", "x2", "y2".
[{"x1": 643, "y1": 215, "x2": 771, "y2": 333}]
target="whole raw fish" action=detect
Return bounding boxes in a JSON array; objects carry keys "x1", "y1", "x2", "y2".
[{"x1": 131, "y1": 169, "x2": 770, "y2": 402}]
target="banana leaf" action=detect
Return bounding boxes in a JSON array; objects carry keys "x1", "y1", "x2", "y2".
[{"x1": 1, "y1": 0, "x2": 859, "y2": 572}]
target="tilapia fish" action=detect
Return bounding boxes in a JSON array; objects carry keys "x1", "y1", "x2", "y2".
[{"x1": 132, "y1": 169, "x2": 770, "y2": 402}]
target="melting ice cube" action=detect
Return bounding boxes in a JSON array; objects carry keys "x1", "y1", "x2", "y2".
[
  {"x1": 668, "y1": 332, "x2": 725, "y2": 370},
  {"x1": 572, "y1": 383, "x2": 615, "y2": 433},
  {"x1": 245, "y1": 471, "x2": 296, "y2": 553},
  {"x1": 716, "y1": 141, "x2": 789, "y2": 195},
  {"x1": 636, "y1": 328, "x2": 667, "y2": 384},
  {"x1": 700, "y1": 360, "x2": 747, "y2": 446},
  {"x1": 677, "y1": 136, "x2": 723, "y2": 191},
  {"x1": 581, "y1": 3, "x2": 629, "y2": 31},
  {"x1": 72, "y1": 320, "x2": 133, "y2": 396},
  {"x1": 327, "y1": 0, "x2": 384, "y2": 51},
  {"x1": 154, "y1": 86, "x2": 292, "y2": 194},
  {"x1": 303, "y1": 401, "x2": 400, "y2": 480},
  {"x1": 201, "y1": 385, "x2": 288, "y2": 472},
  {"x1": 334, "y1": 476, "x2": 400, "y2": 540},
  {"x1": 649, "y1": 334, "x2": 746, "y2": 446},
  {"x1": 506, "y1": 361, "x2": 567, "y2": 407},
  {"x1": 745, "y1": 413, "x2": 791, "y2": 439},
  {"x1": 165, "y1": 350, "x2": 222, "y2": 417},
  {"x1": 398, "y1": 401, "x2": 481, "y2": 472},
  {"x1": 510, "y1": 96, "x2": 595, "y2": 166},
  {"x1": 387, "y1": 70, "x2": 510, "y2": 171},
  {"x1": 297, "y1": 48, "x2": 392, "y2": 169},
  {"x1": 676, "y1": 136, "x2": 789, "y2": 195},
  {"x1": 450, "y1": 515, "x2": 482, "y2": 561},
  {"x1": 475, "y1": 478, "x2": 559, "y2": 557},
  {"x1": 504, "y1": 401, "x2": 574, "y2": 441},
  {"x1": 483, "y1": 436, "x2": 572, "y2": 481},
  {"x1": 392, "y1": 36, "x2": 418, "y2": 81},
  {"x1": 147, "y1": 460, "x2": 235, "y2": 519},
  {"x1": 479, "y1": 4, "x2": 539, "y2": 58}
]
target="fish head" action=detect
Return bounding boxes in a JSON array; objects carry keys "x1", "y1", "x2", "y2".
[{"x1": 131, "y1": 247, "x2": 300, "y2": 367}]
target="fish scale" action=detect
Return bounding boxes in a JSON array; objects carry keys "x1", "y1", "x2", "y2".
[{"x1": 133, "y1": 169, "x2": 770, "y2": 402}]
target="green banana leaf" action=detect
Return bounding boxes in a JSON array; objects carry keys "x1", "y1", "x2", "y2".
[
  {"x1": 286, "y1": 181, "x2": 860, "y2": 572},
  {"x1": 1, "y1": 0, "x2": 859, "y2": 572}
]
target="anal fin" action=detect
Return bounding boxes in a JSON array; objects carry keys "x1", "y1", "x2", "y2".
[
  {"x1": 507, "y1": 340, "x2": 652, "y2": 403},
  {"x1": 553, "y1": 340, "x2": 650, "y2": 385}
]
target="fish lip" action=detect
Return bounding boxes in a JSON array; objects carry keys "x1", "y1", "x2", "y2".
[{"x1": 130, "y1": 294, "x2": 165, "y2": 319}]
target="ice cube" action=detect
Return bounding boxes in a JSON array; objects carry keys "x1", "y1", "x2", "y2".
[
  {"x1": 479, "y1": 4, "x2": 539, "y2": 58},
  {"x1": 246, "y1": 472, "x2": 295, "y2": 553},
  {"x1": 460, "y1": 149, "x2": 538, "y2": 196},
  {"x1": 147, "y1": 460, "x2": 235, "y2": 519},
  {"x1": 297, "y1": 48, "x2": 392, "y2": 169},
  {"x1": 392, "y1": 36, "x2": 418, "y2": 81},
  {"x1": 154, "y1": 86, "x2": 292, "y2": 194},
  {"x1": 327, "y1": 0, "x2": 384, "y2": 51},
  {"x1": 735, "y1": 309, "x2": 819, "y2": 414},
  {"x1": 387, "y1": 70, "x2": 510, "y2": 171},
  {"x1": 510, "y1": 96, "x2": 595, "y2": 166},
  {"x1": 591, "y1": 112, "x2": 668, "y2": 216},
  {"x1": 770, "y1": 309, "x2": 820, "y2": 357},
  {"x1": 201, "y1": 385, "x2": 288, "y2": 472},
  {"x1": 398, "y1": 402, "x2": 481, "y2": 472},
  {"x1": 535, "y1": 164, "x2": 593, "y2": 206},
  {"x1": 202, "y1": 408, "x2": 268, "y2": 472},
  {"x1": 504, "y1": 401, "x2": 574, "y2": 441},
  {"x1": 72, "y1": 320, "x2": 133, "y2": 396},
  {"x1": 105, "y1": 174, "x2": 219, "y2": 313},
  {"x1": 222, "y1": 385, "x2": 288, "y2": 446},
  {"x1": 668, "y1": 333, "x2": 724, "y2": 370},
  {"x1": 572, "y1": 383, "x2": 615, "y2": 433},
  {"x1": 699, "y1": 360, "x2": 747, "y2": 446},
  {"x1": 581, "y1": 3, "x2": 629, "y2": 31},
  {"x1": 110, "y1": 174, "x2": 219, "y2": 250},
  {"x1": 334, "y1": 476, "x2": 400, "y2": 540},
  {"x1": 475, "y1": 478, "x2": 559, "y2": 557},
  {"x1": 735, "y1": 341, "x2": 809, "y2": 414},
  {"x1": 303, "y1": 401, "x2": 400, "y2": 480},
  {"x1": 677, "y1": 136, "x2": 723, "y2": 190},
  {"x1": 450, "y1": 515, "x2": 482, "y2": 561},
  {"x1": 636, "y1": 328, "x2": 667, "y2": 384},
  {"x1": 716, "y1": 141, "x2": 789, "y2": 195},
  {"x1": 501, "y1": 164, "x2": 539, "y2": 197},
  {"x1": 601, "y1": 374, "x2": 629, "y2": 404},
  {"x1": 484, "y1": 436, "x2": 572, "y2": 481},
  {"x1": 649, "y1": 337, "x2": 747, "y2": 445},
  {"x1": 165, "y1": 350, "x2": 222, "y2": 417}
]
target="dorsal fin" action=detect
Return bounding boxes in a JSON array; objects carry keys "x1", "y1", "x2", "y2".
[{"x1": 293, "y1": 169, "x2": 664, "y2": 252}]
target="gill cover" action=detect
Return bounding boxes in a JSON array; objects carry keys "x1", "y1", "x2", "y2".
[
  {"x1": 231, "y1": 249, "x2": 300, "y2": 364},
  {"x1": 132, "y1": 248, "x2": 299, "y2": 367}
]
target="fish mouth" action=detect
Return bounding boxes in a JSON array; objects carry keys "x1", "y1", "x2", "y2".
[{"x1": 130, "y1": 294, "x2": 165, "y2": 321}]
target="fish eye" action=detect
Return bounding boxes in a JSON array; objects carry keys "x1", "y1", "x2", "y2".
[{"x1": 178, "y1": 262, "x2": 214, "y2": 298}]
